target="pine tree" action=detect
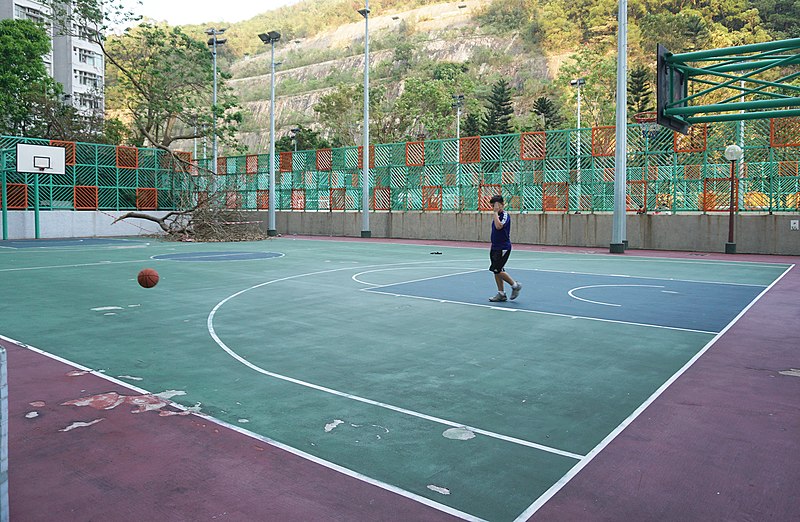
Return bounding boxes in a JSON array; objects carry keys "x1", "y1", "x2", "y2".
[
  {"x1": 531, "y1": 96, "x2": 563, "y2": 130},
  {"x1": 462, "y1": 112, "x2": 483, "y2": 137},
  {"x1": 628, "y1": 65, "x2": 654, "y2": 117},
  {"x1": 483, "y1": 79, "x2": 514, "y2": 136}
]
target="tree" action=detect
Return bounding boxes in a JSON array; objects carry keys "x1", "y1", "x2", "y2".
[
  {"x1": 483, "y1": 79, "x2": 514, "y2": 136},
  {"x1": 531, "y1": 96, "x2": 564, "y2": 130},
  {"x1": 557, "y1": 48, "x2": 617, "y2": 126},
  {"x1": 275, "y1": 125, "x2": 330, "y2": 152},
  {"x1": 628, "y1": 65, "x2": 654, "y2": 117},
  {"x1": 104, "y1": 24, "x2": 241, "y2": 148},
  {"x1": 462, "y1": 112, "x2": 483, "y2": 137},
  {"x1": 43, "y1": 2, "x2": 240, "y2": 149},
  {"x1": 0, "y1": 19, "x2": 60, "y2": 135}
]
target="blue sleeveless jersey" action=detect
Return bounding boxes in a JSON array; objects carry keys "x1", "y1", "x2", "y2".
[{"x1": 491, "y1": 211, "x2": 512, "y2": 250}]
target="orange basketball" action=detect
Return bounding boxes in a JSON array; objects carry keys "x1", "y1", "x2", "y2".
[{"x1": 137, "y1": 268, "x2": 159, "y2": 288}]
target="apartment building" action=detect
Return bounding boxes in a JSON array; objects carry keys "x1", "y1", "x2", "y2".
[{"x1": 0, "y1": 0, "x2": 105, "y2": 116}]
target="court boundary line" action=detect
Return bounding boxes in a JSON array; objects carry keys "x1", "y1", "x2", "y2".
[
  {"x1": 0, "y1": 259, "x2": 153, "y2": 272},
  {"x1": 150, "y1": 251, "x2": 285, "y2": 262},
  {"x1": 352, "y1": 266, "x2": 483, "y2": 287},
  {"x1": 353, "y1": 267, "x2": 484, "y2": 288},
  {"x1": 283, "y1": 237, "x2": 791, "y2": 268},
  {"x1": 0, "y1": 333, "x2": 487, "y2": 522},
  {"x1": 511, "y1": 262, "x2": 796, "y2": 521},
  {"x1": 0, "y1": 238, "x2": 149, "y2": 251},
  {"x1": 524, "y1": 266, "x2": 769, "y2": 288},
  {"x1": 208, "y1": 261, "x2": 585, "y2": 460}
]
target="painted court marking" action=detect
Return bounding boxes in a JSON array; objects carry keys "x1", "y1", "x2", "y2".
[
  {"x1": 151, "y1": 251, "x2": 284, "y2": 262},
  {"x1": 0, "y1": 334, "x2": 484, "y2": 522},
  {"x1": 0, "y1": 259, "x2": 152, "y2": 272},
  {"x1": 207, "y1": 260, "x2": 584, "y2": 461},
  {"x1": 567, "y1": 284, "x2": 665, "y2": 307},
  {"x1": 512, "y1": 263, "x2": 796, "y2": 521},
  {"x1": 365, "y1": 289, "x2": 719, "y2": 335}
]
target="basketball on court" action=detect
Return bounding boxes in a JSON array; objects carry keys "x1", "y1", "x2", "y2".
[{"x1": 137, "y1": 268, "x2": 159, "y2": 288}]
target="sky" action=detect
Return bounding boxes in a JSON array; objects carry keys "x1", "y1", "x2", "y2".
[{"x1": 121, "y1": 0, "x2": 300, "y2": 26}]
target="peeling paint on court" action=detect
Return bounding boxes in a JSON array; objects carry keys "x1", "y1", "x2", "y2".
[
  {"x1": 25, "y1": 411, "x2": 39, "y2": 419},
  {"x1": 118, "y1": 375, "x2": 143, "y2": 381},
  {"x1": 443, "y1": 427, "x2": 476, "y2": 440},
  {"x1": 91, "y1": 306, "x2": 123, "y2": 311},
  {"x1": 29, "y1": 401, "x2": 45, "y2": 407},
  {"x1": 60, "y1": 419, "x2": 104, "y2": 432},
  {"x1": 324, "y1": 419, "x2": 344, "y2": 432},
  {"x1": 779, "y1": 368, "x2": 800, "y2": 377},
  {"x1": 427, "y1": 485, "x2": 451, "y2": 495},
  {"x1": 61, "y1": 390, "x2": 193, "y2": 416},
  {"x1": 66, "y1": 370, "x2": 89, "y2": 377}
]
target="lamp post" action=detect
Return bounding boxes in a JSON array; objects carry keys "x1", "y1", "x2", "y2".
[
  {"x1": 570, "y1": 78, "x2": 585, "y2": 213},
  {"x1": 206, "y1": 28, "x2": 227, "y2": 179},
  {"x1": 259, "y1": 31, "x2": 281, "y2": 237},
  {"x1": 724, "y1": 144, "x2": 743, "y2": 254},
  {"x1": 290, "y1": 127, "x2": 300, "y2": 151},
  {"x1": 358, "y1": 1, "x2": 371, "y2": 238},
  {"x1": 451, "y1": 94, "x2": 464, "y2": 140}
]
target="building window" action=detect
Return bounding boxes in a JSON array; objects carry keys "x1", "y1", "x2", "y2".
[
  {"x1": 77, "y1": 93, "x2": 102, "y2": 110},
  {"x1": 75, "y1": 24, "x2": 98, "y2": 41},
  {"x1": 14, "y1": 5, "x2": 48, "y2": 25},
  {"x1": 77, "y1": 71, "x2": 101, "y2": 89},
  {"x1": 76, "y1": 47, "x2": 100, "y2": 67}
]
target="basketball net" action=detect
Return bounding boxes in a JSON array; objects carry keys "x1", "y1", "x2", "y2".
[{"x1": 634, "y1": 111, "x2": 660, "y2": 141}]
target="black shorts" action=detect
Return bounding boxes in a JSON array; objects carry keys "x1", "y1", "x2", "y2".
[{"x1": 489, "y1": 249, "x2": 511, "y2": 274}]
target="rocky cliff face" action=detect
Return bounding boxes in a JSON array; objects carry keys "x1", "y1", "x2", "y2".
[{"x1": 174, "y1": 0, "x2": 559, "y2": 155}]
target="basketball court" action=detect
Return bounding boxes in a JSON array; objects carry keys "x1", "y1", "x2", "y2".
[{"x1": 2, "y1": 236, "x2": 798, "y2": 521}]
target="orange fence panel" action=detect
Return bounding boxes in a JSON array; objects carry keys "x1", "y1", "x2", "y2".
[{"x1": 136, "y1": 188, "x2": 158, "y2": 210}]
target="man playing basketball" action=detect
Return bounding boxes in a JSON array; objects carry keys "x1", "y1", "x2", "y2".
[{"x1": 488, "y1": 195, "x2": 522, "y2": 302}]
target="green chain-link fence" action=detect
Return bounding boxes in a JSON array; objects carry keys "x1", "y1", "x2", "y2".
[{"x1": 2, "y1": 117, "x2": 799, "y2": 214}]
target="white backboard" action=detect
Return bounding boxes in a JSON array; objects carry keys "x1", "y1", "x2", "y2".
[{"x1": 16, "y1": 143, "x2": 66, "y2": 175}]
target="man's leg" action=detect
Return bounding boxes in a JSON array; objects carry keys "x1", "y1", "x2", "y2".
[
  {"x1": 498, "y1": 271, "x2": 516, "y2": 288},
  {"x1": 494, "y1": 272, "x2": 505, "y2": 292}
]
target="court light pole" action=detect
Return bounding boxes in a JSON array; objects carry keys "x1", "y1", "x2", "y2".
[
  {"x1": 259, "y1": 31, "x2": 281, "y2": 237},
  {"x1": 570, "y1": 78, "x2": 585, "y2": 213},
  {"x1": 358, "y1": 1, "x2": 371, "y2": 238},
  {"x1": 290, "y1": 127, "x2": 300, "y2": 152},
  {"x1": 724, "y1": 144, "x2": 743, "y2": 254},
  {"x1": 610, "y1": 0, "x2": 628, "y2": 254},
  {"x1": 452, "y1": 94, "x2": 464, "y2": 140},
  {"x1": 206, "y1": 28, "x2": 227, "y2": 179}
]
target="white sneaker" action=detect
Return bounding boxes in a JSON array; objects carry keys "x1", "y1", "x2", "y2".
[
  {"x1": 489, "y1": 292, "x2": 507, "y2": 302},
  {"x1": 510, "y1": 283, "x2": 522, "y2": 300}
]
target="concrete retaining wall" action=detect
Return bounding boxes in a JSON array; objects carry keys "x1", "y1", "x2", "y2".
[
  {"x1": 3, "y1": 210, "x2": 798, "y2": 255},
  {"x1": 0, "y1": 211, "x2": 168, "y2": 240},
  {"x1": 271, "y1": 211, "x2": 800, "y2": 255}
]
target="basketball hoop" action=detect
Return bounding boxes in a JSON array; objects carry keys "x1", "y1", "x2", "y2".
[{"x1": 634, "y1": 111, "x2": 660, "y2": 141}]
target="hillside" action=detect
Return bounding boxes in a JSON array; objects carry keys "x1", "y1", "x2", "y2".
[{"x1": 170, "y1": 0, "x2": 788, "y2": 155}]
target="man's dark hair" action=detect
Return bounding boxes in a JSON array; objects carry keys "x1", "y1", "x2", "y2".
[{"x1": 489, "y1": 195, "x2": 504, "y2": 204}]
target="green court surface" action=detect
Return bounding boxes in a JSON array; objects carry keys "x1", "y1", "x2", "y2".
[{"x1": 0, "y1": 238, "x2": 791, "y2": 521}]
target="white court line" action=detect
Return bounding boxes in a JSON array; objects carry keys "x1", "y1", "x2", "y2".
[
  {"x1": 511, "y1": 262, "x2": 796, "y2": 521},
  {"x1": 364, "y1": 289, "x2": 719, "y2": 335},
  {"x1": 352, "y1": 267, "x2": 483, "y2": 288},
  {"x1": 0, "y1": 335, "x2": 485, "y2": 522},
  {"x1": 523, "y1": 267, "x2": 769, "y2": 288},
  {"x1": 208, "y1": 261, "x2": 584, "y2": 461},
  {"x1": 284, "y1": 237, "x2": 790, "y2": 267},
  {"x1": 151, "y1": 252, "x2": 285, "y2": 262},
  {"x1": 567, "y1": 284, "x2": 665, "y2": 307},
  {"x1": 0, "y1": 259, "x2": 153, "y2": 272}
]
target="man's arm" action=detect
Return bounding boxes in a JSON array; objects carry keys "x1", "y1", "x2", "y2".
[{"x1": 493, "y1": 211, "x2": 507, "y2": 230}]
